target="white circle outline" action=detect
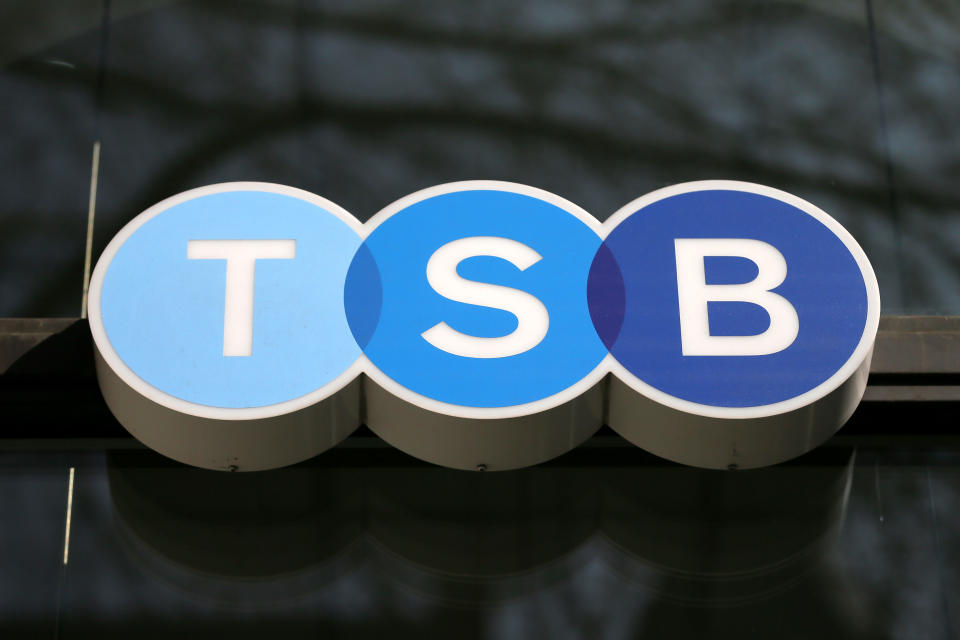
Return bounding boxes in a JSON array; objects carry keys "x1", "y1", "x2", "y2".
[
  {"x1": 90, "y1": 179, "x2": 881, "y2": 424},
  {"x1": 358, "y1": 180, "x2": 610, "y2": 420},
  {"x1": 598, "y1": 179, "x2": 881, "y2": 419},
  {"x1": 88, "y1": 181, "x2": 367, "y2": 421}
]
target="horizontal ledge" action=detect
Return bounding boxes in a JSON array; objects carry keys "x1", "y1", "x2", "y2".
[
  {"x1": 1, "y1": 432, "x2": 958, "y2": 469},
  {"x1": 3, "y1": 316, "x2": 959, "y2": 375},
  {"x1": 0, "y1": 316, "x2": 956, "y2": 442}
]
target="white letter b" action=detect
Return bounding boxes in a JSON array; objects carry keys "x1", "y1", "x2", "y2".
[{"x1": 674, "y1": 238, "x2": 798, "y2": 356}]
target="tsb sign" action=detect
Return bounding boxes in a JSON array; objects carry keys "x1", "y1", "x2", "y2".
[{"x1": 88, "y1": 180, "x2": 880, "y2": 472}]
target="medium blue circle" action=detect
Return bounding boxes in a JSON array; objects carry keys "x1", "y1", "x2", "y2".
[
  {"x1": 348, "y1": 189, "x2": 608, "y2": 408},
  {"x1": 101, "y1": 190, "x2": 363, "y2": 409},
  {"x1": 592, "y1": 189, "x2": 869, "y2": 408}
]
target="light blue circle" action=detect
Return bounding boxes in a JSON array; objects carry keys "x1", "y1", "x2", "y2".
[
  {"x1": 101, "y1": 190, "x2": 363, "y2": 409},
  {"x1": 348, "y1": 189, "x2": 607, "y2": 408}
]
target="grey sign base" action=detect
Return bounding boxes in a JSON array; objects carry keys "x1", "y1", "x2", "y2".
[
  {"x1": 364, "y1": 376, "x2": 604, "y2": 472},
  {"x1": 607, "y1": 351, "x2": 872, "y2": 470},
  {"x1": 94, "y1": 349, "x2": 360, "y2": 471}
]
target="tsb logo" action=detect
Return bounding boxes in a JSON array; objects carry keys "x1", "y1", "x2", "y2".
[{"x1": 89, "y1": 181, "x2": 879, "y2": 472}]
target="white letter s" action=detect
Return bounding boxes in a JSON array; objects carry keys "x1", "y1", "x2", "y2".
[{"x1": 421, "y1": 236, "x2": 549, "y2": 358}]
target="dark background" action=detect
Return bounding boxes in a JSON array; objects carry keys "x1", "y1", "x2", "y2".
[
  {"x1": 2, "y1": 0, "x2": 959, "y2": 317},
  {"x1": 1, "y1": 1, "x2": 959, "y2": 638}
]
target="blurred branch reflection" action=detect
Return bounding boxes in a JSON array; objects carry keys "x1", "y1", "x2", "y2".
[{"x1": 2, "y1": 0, "x2": 960, "y2": 315}]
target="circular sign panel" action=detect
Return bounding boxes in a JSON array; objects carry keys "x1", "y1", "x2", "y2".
[
  {"x1": 592, "y1": 181, "x2": 880, "y2": 469},
  {"x1": 349, "y1": 181, "x2": 609, "y2": 470},
  {"x1": 89, "y1": 183, "x2": 365, "y2": 471}
]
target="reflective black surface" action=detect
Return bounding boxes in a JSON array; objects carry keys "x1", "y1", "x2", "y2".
[
  {"x1": 1, "y1": 445, "x2": 959, "y2": 637},
  {"x1": 2, "y1": 0, "x2": 959, "y2": 315}
]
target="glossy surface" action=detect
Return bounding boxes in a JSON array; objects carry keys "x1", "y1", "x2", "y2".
[{"x1": 1, "y1": 445, "x2": 959, "y2": 638}]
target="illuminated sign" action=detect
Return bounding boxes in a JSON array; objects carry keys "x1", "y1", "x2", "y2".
[{"x1": 88, "y1": 180, "x2": 880, "y2": 471}]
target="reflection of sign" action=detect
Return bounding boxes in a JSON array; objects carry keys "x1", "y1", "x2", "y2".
[{"x1": 89, "y1": 180, "x2": 879, "y2": 472}]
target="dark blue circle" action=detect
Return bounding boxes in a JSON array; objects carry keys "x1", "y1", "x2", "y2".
[{"x1": 591, "y1": 189, "x2": 869, "y2": 408}]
